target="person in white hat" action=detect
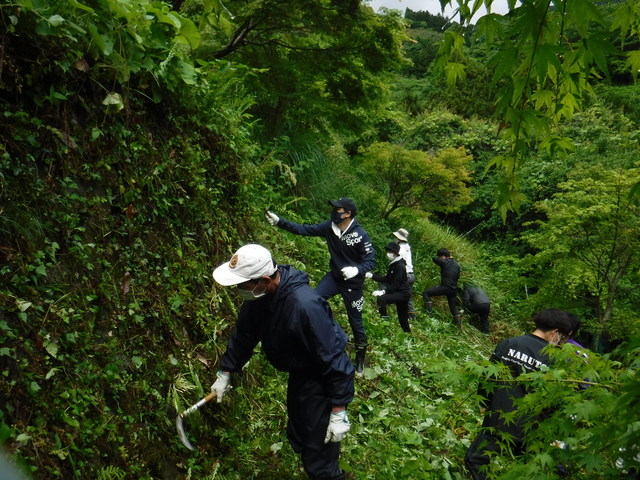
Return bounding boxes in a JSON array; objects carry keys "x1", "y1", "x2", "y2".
[
  {"x1": 392, "y1": 228, "x2": 416, "y2": 320},
  {"x1": 211, "y1": 244, "x2": 354, "y2": 480}
]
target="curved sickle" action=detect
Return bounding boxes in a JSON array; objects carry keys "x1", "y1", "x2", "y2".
[{"x1": 175, "y1": 391, "x2": 217, "y2": 451}]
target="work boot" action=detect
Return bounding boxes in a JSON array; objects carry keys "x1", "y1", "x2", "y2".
[
  {"x1": 424, "y1": 301, "x2": 433, "y2": 314},
  {"x1": 354, "y1": 345, "x2": 367, "y2": 376},
  {"x1": 481, "y1": 320, "x2": 490, "y2": 335}
]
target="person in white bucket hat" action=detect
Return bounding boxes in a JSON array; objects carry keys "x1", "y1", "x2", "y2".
[
  {"x1": 211, "y1": 244, "x2": 355, "y2": 480},
  {"x1": 392, "y1": 228, "x2": 416, "y2": 320}
]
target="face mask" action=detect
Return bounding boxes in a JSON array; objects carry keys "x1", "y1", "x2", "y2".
[
  {"x1": 238, "y1": 280, "x2": 267, "y2": 301},
  {"x1": 549, "y1": 331, "x2": 561, "y2": 346},
  {"x1": 331, "y1": 210, "x2": 345, "y2": 224},
  {"x1": 387, "y1": 253, "x2": 397, "y2": 261}
]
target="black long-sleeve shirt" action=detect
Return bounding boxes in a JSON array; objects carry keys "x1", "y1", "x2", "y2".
[
  {"x1": 433, "y1": 256, "x2": 460, "y2": 290},
  {"x1": 371, "y1": 258, "x2": 410, "y2": 294},
  {"x1": 220, "y1": 265, "x2": 355, "y2": 406}
]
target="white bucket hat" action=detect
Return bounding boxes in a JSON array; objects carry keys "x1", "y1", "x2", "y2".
[
  {"x1": 393, "y1": 228, "x2": 409, "y2": 242},
  {"x1": 212, "y1": 244, "x2": 277, "y2": 286}
]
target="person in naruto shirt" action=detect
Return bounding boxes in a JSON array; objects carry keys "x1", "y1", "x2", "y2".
[{"x1": 464, "y1": 309, "x2": 575, "y2": 480}]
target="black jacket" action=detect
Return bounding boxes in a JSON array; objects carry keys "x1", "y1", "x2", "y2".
[
  {"x1": 433, "y1": 256, "x2": 460, "y2": 290},
  {"x1": 462, "y1": 285, "x2": 490, "y2": 308},
  {"x1": 220, "y1": 265, "x2": 355, "y2": 406},
  {"x1": 276, "y1": 217, "x2": 375, "y2": 287},
  {"x1": 371, "y1": 258, "x2": 410, "y2": 295},
  {"x1": 479, "y1": 334, "x2": 551, "y2": 441}
]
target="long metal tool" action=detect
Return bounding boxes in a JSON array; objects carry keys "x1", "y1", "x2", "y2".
[{"x1": 176, "y1": 391, "x2": 217, "y2": 451}]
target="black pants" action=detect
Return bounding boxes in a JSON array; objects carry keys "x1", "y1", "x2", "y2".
[
  {"x1": 464, "y1": 432, "x2": 499, "y2": 480},
  {"x1": 316, "y1": 272, "x2": 367, "y2": 348},
  {"x1": 468, "y1": 302, "x2": 490, "y2": 333},
  {"x1": 422, "y1": 285, "x2": 460, "y2": 319},
  {"x1": 287, "y1": 372, "x2": 346, "y2": 480},
  {"x1": 407, "y1": 273, "x2": 416, "y2": 317},
  {"x1": 377, "y1": 291, "x2": 411, "y2": 332},
  {"x1": 465, "y1": 432, "x2": 524, "y2": 480}
]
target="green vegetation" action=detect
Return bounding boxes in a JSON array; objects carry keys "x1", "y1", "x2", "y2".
[{"x1": 1, "y1": 0, "x2": 639, "y2": 478}]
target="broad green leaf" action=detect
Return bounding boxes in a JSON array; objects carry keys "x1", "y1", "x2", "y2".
[
  {"x1": 69, "y1": 0, "x2": 95, "y2": 13},
  {"x1": 48, "y1": 15, "x2": 65, "y2": 27},
  {"x1": 15, "y1": 299, "x2": 32, "y2": 312},
  {"x1": 489, "y1": 47, "x2": 518, "y2": 86},
  {"x1": 475, "y1": 14, "x2": 503, "y2": 44},
  {"x1": 585, "y1": 35, "x2": 616, "y2": 78},
  {"x1": 44, "y1": 340, "x2": 58, "y2": 358},
  {"x1": 158, "y1": 11, "x2": 181, "y2": 29},
  {"x1": 177, "y1": 17, "x2": 201, "y2": 50},
  {"x1": 445, "y1": 62, "x2": 466, "y2": 86},
  {"x1": 131, "y1": 356, "x2": 143, "y2": 368},
  {"x1": 611, "y1": 2, "x2": 635, "y2": 38},
  {"x1": 531, "y1": 89, "x2": 554, "y2": 110},
  {"x1": 567, "y1": 0, "x2": 606, "y2": 37},
  {"x1": 626, "y1": 50, "x2": 640, "y2": 81}
]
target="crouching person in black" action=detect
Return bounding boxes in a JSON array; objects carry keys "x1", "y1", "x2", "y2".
[
  {"x1": 461, "y1": 283, "x2": 491, "y2": 334},
  {"x1": 365, "y1": 242, "x2": 412, "y2": 333}
]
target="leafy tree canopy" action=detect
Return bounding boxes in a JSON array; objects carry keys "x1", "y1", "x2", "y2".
[
  {"x1": 359, "y1": 142, "x2": 473, "y2": 218},
  {"x1": 437, "y1": 0, "x2": 640, "y2": 216},
  {"x1": 521, "y1": 164, "x2": 640, "y2": 346}
]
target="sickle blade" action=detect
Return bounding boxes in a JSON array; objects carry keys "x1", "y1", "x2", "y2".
[{"x1": 176, "y1": 414, "x2": 195, "y2": 451}]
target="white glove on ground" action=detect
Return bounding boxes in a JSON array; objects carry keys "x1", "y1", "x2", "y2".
[
  {"x1": 341, "y1": 266, "x2": 359, "y2": 280},
  {"x1": 365, "y1": 272, "x2": 373, "y2": 279},
  {"x1": 324, "y1": 410, "x2": 350, "y2": 444},
  {"x1": 372, "y1": 290, "x2": 385, "y2": 297},
  {"x1": 210, "y1": 371, "x2": 231, "y2": 403},
  {"x1": 265, "y1": 211, "x2": 279, "y2": 226}
]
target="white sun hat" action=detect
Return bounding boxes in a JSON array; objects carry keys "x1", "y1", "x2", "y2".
[{"x1": 393, "y1": 228, "x2": 409, "y2": 242}]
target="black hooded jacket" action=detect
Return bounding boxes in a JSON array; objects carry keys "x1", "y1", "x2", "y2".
[{"x1": 220, "y1": 265, "x2": 354, "y2": 406}]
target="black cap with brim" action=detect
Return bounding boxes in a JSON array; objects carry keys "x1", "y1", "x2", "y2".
[
  {"x1": 328, "y1": 197, "x2": 357, "y2": 216},
  {"x1": 384, "y1": 242, "x2": 401, "y2": 255}
]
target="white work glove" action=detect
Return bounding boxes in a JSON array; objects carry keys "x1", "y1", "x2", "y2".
[
  {"x1": 210, "y1": 371, "x2": 231, "y2": 403},
  {"x1": 341, "y1": 266, "x2": 359, "y2": 280},
  {"x1": 324, "y1": 410, "x2": 350, "y2": 444},
  {"x1": 372, "y1": 290, "x2": 385, "y2": 297},
  {"x1": 265, "y1": 211, "x2": 279, "y2": 226},
  {"x1": 365, "y1": 272, "x2": 373, "y2": 279}
]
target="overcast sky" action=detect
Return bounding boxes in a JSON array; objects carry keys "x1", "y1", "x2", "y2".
[{"x1": 365, "y1": 0, "x2": 510, "y2": 21}]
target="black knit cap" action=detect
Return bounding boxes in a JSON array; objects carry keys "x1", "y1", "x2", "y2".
[
  {"x1": 385, "y1": 242, "x2": 400, "y2": 255},
  {"x1": 328, "y1": 197, "x2": 357, "y2": 217}
]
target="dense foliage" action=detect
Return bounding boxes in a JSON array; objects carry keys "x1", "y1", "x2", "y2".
[{"x1": 1, "y1": 0, "x2": 639, "y2": 479}]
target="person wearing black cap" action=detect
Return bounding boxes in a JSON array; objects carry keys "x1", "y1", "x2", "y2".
[
  {"x1": 265, "y1": 198, "x2": 375, "y2": 374},
  {"x1": 365, "y1": 242, "x2": 412, "y2": 333},
  {"x1": 422, "y1": 248, "x2": 462, "y2": 328},
  {"x1": 211, "y1": 244, "x2": 354, "y2": 480}
]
